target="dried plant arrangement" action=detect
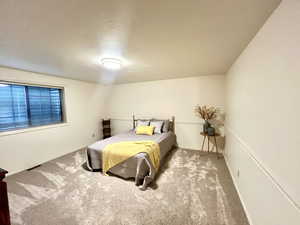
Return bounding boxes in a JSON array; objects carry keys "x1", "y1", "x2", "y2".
[
  {"x1": 194, "y1": 105, "x2": 217, "y2": 121},
  {"x1": 194, "y1": 105, "x2": 218, "y2": 134}
]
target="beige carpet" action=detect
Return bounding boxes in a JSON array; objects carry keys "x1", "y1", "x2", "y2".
[{"x1": 6, "y1": 148, "x2": 249, "y2": 225}]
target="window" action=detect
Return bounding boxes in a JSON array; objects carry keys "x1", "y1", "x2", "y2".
[{"x1": 0, "y1": 82, "x2": 65, "y2": 132}]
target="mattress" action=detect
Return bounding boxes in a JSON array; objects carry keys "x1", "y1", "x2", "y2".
[{"x1": 86, "y1": 130, "x2": 176, "y2": 190}]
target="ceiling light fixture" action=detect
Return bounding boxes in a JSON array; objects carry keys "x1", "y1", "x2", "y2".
[{"x1": 101, "y1": 58, "x2": 122, "y2": 70}]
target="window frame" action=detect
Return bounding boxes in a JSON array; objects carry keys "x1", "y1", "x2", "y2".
[{"x1": 0, "y1": 80, "x2": 67, "y2": 135}]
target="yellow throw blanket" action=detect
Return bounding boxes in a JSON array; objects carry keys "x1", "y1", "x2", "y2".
[{"x1": 102, "y1": 141, "x2": 160, "y2": 175}]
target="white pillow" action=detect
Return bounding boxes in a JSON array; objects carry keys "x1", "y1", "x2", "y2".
[
  {"x1": 135, "y1": 120, "x2": 150, "y2": 129},
  {"x1": 150, "y1": 120, "x2": 164, "y2": 134}
]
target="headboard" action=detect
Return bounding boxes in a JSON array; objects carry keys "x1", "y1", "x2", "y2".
[{"x1": 132, "y1": 115, "x2": 175, "y2": 133}]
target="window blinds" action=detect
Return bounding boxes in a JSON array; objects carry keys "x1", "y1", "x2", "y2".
[{"x1": 0, "y1": 83, "x2": 63, "y2": 131}]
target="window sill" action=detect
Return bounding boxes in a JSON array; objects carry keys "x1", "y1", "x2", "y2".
[{"x1": 0, "y1": 123, "x2": 69, "y2": 137}]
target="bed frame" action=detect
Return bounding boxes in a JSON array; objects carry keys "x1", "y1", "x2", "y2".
[{"x1": 132, "y1": 115, "x2": 175, "y2": 133}]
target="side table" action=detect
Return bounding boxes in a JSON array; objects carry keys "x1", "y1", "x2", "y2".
[{"x1": 200, "y1": 132, "x2": 222, "y2": 158}]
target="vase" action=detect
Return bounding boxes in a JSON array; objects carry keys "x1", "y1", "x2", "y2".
[
  {"x1": 203, "y1": 120, "x2": 211, "y2": 134},
  {"x1": 207, "y1": 126, "x2": 215, "y2": 136}
]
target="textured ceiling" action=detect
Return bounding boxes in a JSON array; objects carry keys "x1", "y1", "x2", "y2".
[{"x1": 0, "y1": 0, "x2": 281, "y2": 84}]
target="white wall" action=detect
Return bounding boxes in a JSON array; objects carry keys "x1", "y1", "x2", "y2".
[
  {"x1": 0, "y1": 70, "x2": 225, "y2": 174},
  {"x1": 105, "y1": 75, "x2": 225, "y2": 150},
  {"x1": 0, "y1": 67, "x2": 107, "y2": 175},
  {"x1": 225, "y1": 0, "x2": 300, "y2": 224}
]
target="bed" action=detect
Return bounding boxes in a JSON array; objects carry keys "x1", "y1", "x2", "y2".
[{"x1": 86, "y1": 116, "x2": 176, "y2": 190}]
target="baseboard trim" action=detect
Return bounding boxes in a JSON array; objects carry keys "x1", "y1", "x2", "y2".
[
  {"x1": 226, "y1": 126, "x2": 300, "y2": 212},
  {"x1": 224, "y1": 155, "x2": 254, "y2": 225},
  {"x1": 7, "y1": 146, "x2": 87, "y2": 177},
  {"x1": 26, "y1": 164, "x2": 41, "y2": 171}
]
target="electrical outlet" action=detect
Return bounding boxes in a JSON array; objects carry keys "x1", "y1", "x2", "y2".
[{"x1": 237, "y1": 169, "x2": 240, "y2": 178}]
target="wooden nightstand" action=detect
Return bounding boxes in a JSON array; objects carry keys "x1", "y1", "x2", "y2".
[
  {"x1": 102, "y1": 119, "x2": 111, "y2": 139},
  {"x1": 200, "y1": 132, "x2": 222, "y2": 158}
]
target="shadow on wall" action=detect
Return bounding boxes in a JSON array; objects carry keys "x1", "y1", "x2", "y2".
[{"x1": 209, "y1": 109, "x2": 226, "y2": 152}]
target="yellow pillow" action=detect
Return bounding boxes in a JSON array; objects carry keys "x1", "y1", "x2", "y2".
[{"x1": 135, "y1": 125, "x2": 155, "y2": 136}]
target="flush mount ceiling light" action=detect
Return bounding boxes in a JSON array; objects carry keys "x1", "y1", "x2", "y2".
[{"x1": 101, "y1": 58, "x2": 122, "y2": 70}]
